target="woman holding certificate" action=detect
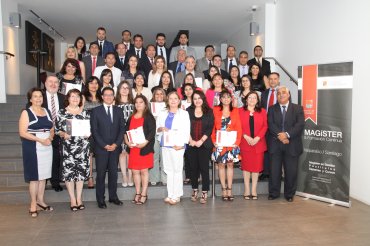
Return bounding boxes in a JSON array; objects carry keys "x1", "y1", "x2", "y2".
[
  {"x1": 57, "y1": 58, "x2": 84, "y2": 95},
  {"x1": 124, "y1": 95, "x2": 156, "y2": 205},
  {"x1": 239, "y1": 91, "x2": 267, "y2": 200},
  {"x1": 205, "y1": 73, "x2": 227, "y2": 109},
  {"x1": 187, "y1": 91, "x2": 214, "y2": 204},
  {"x1": 157, "y1": 91, "x2": 190, "y2": 205},
  {"x1": 211, "y1": 90, "x2": 242, "y2": 201},
  {"x1": 55, "y1": 89, "x2": 90, "y2": 211}
]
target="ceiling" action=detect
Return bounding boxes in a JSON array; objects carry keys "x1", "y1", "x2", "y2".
[{"x1": 15, "y1": 0, "x2": 272, "y2": 46}]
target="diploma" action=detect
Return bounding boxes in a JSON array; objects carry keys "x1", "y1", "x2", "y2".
[
  {"x1": 61, "y1": 82, "x2": 82, "y2": 95},
  {"x1": 150, "y1": 102, "x2": 166, "y2": 117},
  {"x1": 163, "y1": 129, "x2": 185, "y2": 147},
  {"x1": 216, "y1": 130, "x2": 237, "y2": 147},
  {"x1": 126, "y1": 126, "x2": 146, "y2": 145},
  {"x1": 195, "y1": 77, "x2": 203, "y2": 88},
  {"x1": 66, "y1": 119, "x2": 91, "y2": 137},
  {"x1": 181, "y1": 100, "x2": 191, "y2": 110}
]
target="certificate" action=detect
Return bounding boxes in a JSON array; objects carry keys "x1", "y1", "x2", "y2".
[
  {"x1": 66, "y1": 119, "x2": 91, "y2": 137},
  {"x1": 181, "y1": 100, "x2": 191, "y2": 110},
  {"x1": 61, "y1": 82, "x2": 82, "y2": 95},
  {"x1": 195, "y1": 77, "x2": 203, "y2": 88},
  {"x1": 126, "y1": 126, "x2": 146, "y2": 145},
  {"x1": 216, "y1": 130, "x2": 237, "y2": 147},
  {"x1": 163, "y1": 129, "x2": 185, "y2": 147},
  {"x1": 150, "y1": 102, "x2": 166, "y2": 117}
]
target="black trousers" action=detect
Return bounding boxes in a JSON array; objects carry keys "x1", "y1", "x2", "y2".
[
  {"x1": 184, "y1": 149, "x2": 191, "y2": 179},
  {"x1": 95, "y1": 150, "x2": 119, "y2": 202},
  {"x1": 50, "y1": 138, "x2": 62, "y2": 187},
  {"x1": 187, "y1": 146, "x2": 212, "y2": 191},
  {"x1": 269, "y1": 147, "x2": 298, "y2": 199}
]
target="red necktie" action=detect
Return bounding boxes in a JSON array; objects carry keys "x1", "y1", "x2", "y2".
[
  {"x1": 92, "y1": 57, "x2": 97, "y2": 75},
  {"x1": 268, "y1": 89, "x2": 275, "y2": 107}
]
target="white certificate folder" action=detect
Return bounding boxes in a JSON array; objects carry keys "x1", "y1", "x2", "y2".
[
  {"x1": 216, "y1": 130, "x2": 237, "y2": 147},
  {"x1": 163, "y1": 129, "x2": 185, "y2": 147},
  {"x1": 66, "y1": 119, "x2": 91, "y2": 137},
  {"x1": 126, "y1": 126, "x2": 146, "y2": 144}
]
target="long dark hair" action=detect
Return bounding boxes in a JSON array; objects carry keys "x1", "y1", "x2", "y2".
[
  {"x1": 248, "y1": 64, "x2": 263, "y2": 81},
  {"x1": 74, "y1": 36, "x2": 86, "y2": 54},
  {"x1": 83, "y1": 76, "x2": 102, "y2": 103},
  {"x1": 228, "y1": 65, "x2": 241, "y2": 86},
  {"x1": 116, "y1": 80, "x2": 134, "y2": 104},
  {"x1": 132, "y1": 94, "x2": 151, "y2": 118},
  {"x1": 207, "y1": 65, "x2": 218, "y2": 80},
  {"x1": 242, "y1": 91, "x2": 262, "y2": 112},
  {"x1": 158, "y1": 71, "x2": 174, "y2": 91},
  {"x1": 60, "y1": 58, "x2": 81, "y2": 76},
  {"x1": 218, "y1": 89, "x2": 233, "y2": 112},
  {"x1": 100, "y1": 69, "x2": 114, "y2": 88},
  {"x1": 210, "y1": 73, "x2": 226, "y2": 90},
  {"x1": 181, "y1": 83, "x2": 195, "y2": 100},
  {"x1": 190, "y1": 90, "x2": 210, "y2": 114}
]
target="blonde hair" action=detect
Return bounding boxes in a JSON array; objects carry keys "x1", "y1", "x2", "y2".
[
  {"x1": 65, "y1": 46, "x2": 78, "y2": 59},
  {"x1": 152, "y1": 55, "x2": 167, "y2": 74}
]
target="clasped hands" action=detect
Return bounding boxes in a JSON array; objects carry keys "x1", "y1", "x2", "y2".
[
  {"x1": 104, "y1": 143, "x2": 118, "y2": 151},
  {"x1": 244, "y1": 135, "x2": 260, "y2": 146},
  {"x1": 189, "y1": 139, "x2": 203, "y2": 148},
  {"x1": 277, "y1": 132, "x2": 289, "y2": 144}
]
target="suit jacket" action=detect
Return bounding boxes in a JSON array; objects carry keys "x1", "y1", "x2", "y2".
[
  {"x1": 223, "y1": 58, "x2": 239, "y2": 72},
  {"x1": 247, "y1": 57, "x2": 271, "y2": 76},
  {"x1": 196, "y1": 57, "x2": 212, "y2": 73},
  {"x1": 168, "y1": 61, "x2": 184, "y2": 79},
  {"x1": 267, "y1": 103, "x2": 304, "y2": 156},
  {"x1": 126, "y1": 47, "x2": 147, "y2": 61},
  {"x1": 82, "y1": 55, "x2": 105, "y2": 80},
  {"x1": 114, "y1": 55, "x2": 128, "y2": 71},
  {"x1": 155, "y1": 46, "x2": 171, "y2": 66},
  {"x1": 97, "y1": 40, "x2": 115, "y2": 58},
  {"x1": 239, "y1": 108, "x2": 267, "y2": 153},
  {"x1": 169, "y1": 46, "x2": 197, "y2": 62},
  {"x1": 139, "y1": 56, "x2": 154, "y2": 82},
  {"x1": 175, "y1": 71, "x2": 204, "y2": 88},
  {"x1": 91, "y1": 105, "x2": 125, "y2": 154},
  {"x1": 202, "y1": 68, "x2": 229, "y2": 80},
  {"x1": 41, "y1": 91, "x2": 65, "y2": 111},
  {"x1": 186, "y1": 106, "x2": 215, "y2": 149}
]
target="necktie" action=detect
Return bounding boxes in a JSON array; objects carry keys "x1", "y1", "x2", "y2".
[
  {"x1": 208, "y1": 60, "x2": 212, "y2": 68},
  {"x1": 99, "y1": 42, "x2": 103, "y2": 56},
  {"x1": 282, "y1": 105, "x2": 287, "y2": 131},
  {"x1": 177, "y1": 63, "x2": 182, "y2": 73},
  {"x1": 120, "y1": 58, "x2": 123, "y2": 65},
  {"x1": 136, "y1": 49, "x2": 140, "y2": 58},
  {"x1": 107, "y1": 106, "x2": 112, "y2": 123},
  {"x1": 160, "y1": 48, "x2": 164, "y2": 56},
  {"x1": 258, "y1": 58, "x2": 262, "y2": 67},
  {"x1": 229, "y1": 59, "x2": 233, "y2": 72},
  {"x1": 92, "y1": 56, "x2": 96, "y2": 75},
  {"x1": 150, "y1": 58, "x2": 153, "y2": 65},
  {"x1": 50, "y1": 94, "x2": 56, "y2": 123},
  {"x1": 268, "y1": 89, "x2": 275, "y2": 107}
]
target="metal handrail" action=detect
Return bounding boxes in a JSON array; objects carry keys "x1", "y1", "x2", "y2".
[
  {"x1": 0, "y1": 51, "x2": 15, "y2": 58},
  {"x1": 265, "y1": 57, "x2": 298, "y2": 85}
]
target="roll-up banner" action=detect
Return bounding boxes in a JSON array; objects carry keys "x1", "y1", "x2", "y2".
[{"x1": 297, "y1": 62, "x2": 352, "y2": 207}]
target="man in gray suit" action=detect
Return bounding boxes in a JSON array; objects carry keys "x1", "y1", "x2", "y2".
[
  {"x1": 175, "y1": 56, "x2": 204, "y2": 88},
  {"x1": 82, "y1": 42, "x2": 105, "y2": 80},
  {"x1": 169, "y1": 33, "x2": 196, "y2": 62},
  {"x1": 196, "y1": 45, "x2": 215, "y2": 72},
  {"x1": 223, "y1": 45, "x2": 239, "y2": 73}
]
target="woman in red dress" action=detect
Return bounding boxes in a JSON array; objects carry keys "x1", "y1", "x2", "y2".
[
  {"x1": 124, "y1": 95, "x2": 156, "y2": 204},
  {"x1": 239, "y1": 91, "x2": 268, "y2": 200}
]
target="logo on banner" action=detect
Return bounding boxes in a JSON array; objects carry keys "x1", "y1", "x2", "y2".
[{"x1": 302, "y1": 65, "x2": 318, "y2": 124}]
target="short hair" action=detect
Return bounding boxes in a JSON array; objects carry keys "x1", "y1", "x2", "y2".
[
  {"x1": 185, "y1": 56, "x2": 196, "y2": 63},
  {"x1": 156, "y1": 33, "x2": 166, "y2": 39},
  {"x1": 121, "y1": 30, "x2": 131, "y2": 36},
  {"x1": 133, "y1": 34, "x2": 143, "y2": 41},
  {"x1": 165, "y1": 91, "x2": 181, "y2": 109},
  {"x1": 104, "y1": 51, "x2": 116, "y2": 59},
  {"x1": 102, "y1": 86, "x2": 114, "y2": 96},
  {"x1": 146, "y1": 44, "x2": 156, "y2": 50},
  {"x1": 89, "y1": 41, "x2": 100, "y2": 50},
  {"x1": 254, "y1": 45, "x2": 263, "y2": 51},
  {"x1": 269, "y1": 72, "x2": 280, "y2": 78},
  {"x1": 212, "y1": 54, "x2": 222, "y2": 61},
  {"x1": 204, "y1": 45, "x2": 214, "y2": 52},
  {"x1": 179, "y1": 33, "x2": 188, "y2": 39},
  {"x1": 64, "y1": 89, "x2": 83, "y2": 107},
  {"x1": 74, "y1": 36, "x2": 86, "y2": 54},
  {"x1": 278, "y1": 85, "x2": 290, "y2": 94},
  {"x1": 239, "y1": 50, "x2": 248, "y2": 56},
  {"x1": 115, "y1": 43, "x2": 127, "y2": 50},
  {"x1": 242, "y1": 91, "x2": 262, "y2": 112},
  {"x1": 97, "y1": 27, "x2": 106, "y2": 32},
  {"x1": 27, "y1": 87, "x2": 43, "y2": 106},
  {"x1": 227, "y1": 45, "x2": 236, "y2": 51}
]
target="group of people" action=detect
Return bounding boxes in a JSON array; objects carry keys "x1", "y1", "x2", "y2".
[{"x1": 19, "y1": 27, "x2": 305, "y2": 217}]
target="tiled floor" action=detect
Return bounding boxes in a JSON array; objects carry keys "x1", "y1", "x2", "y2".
[{"x1": 1, "y1": 196, "x2": 370, "y2": 246}]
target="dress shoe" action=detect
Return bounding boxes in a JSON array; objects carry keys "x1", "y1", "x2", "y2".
[
  {"x1": 268, "y1": 195, "x2": 278, "y2": 200},
  {"x1": 286, "y1": 197, "x2": 294, "y2": 202},
  {"x1": 259, "y1": 174, "x2": 269, "y2": 181},
  {"x1": 97, "y1": 201, "x2": 107, "y2": 209},
  {"x1": 109, "y1": 199, "x2": 123, "y2": 206},
  {"x1": 52, "y1": 185, "x2": 63, "y2": 192}
]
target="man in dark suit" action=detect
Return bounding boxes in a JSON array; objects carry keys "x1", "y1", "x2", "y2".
[
  {"x1": 267, "y1": 86, "x2": 304, "y2": 202},
  {"x1": 82, "y1": 42, "x2": 105, "y2": 80},
  {"x1": 114, "y1": 43, "x2": 127, "y2": 71},
  {"x1": 139, "y1": 44, "x2": 156, "y2": 84},
  {"x1": 260, "y1": 72, "x2": 280, "y2": 181},
  {"x1": 96, "y1": 27, "x2": 115, "y2": 58},
  {"x1": 223, "y1": 45, "x2": 239, "y2": 73},
  {"x1": 91, "y1": 87, "x2": 125, "y2": 208},
  {"x1": 247, "y1": 45, "x2": 271, "y2": 77},
  {"x1": 126, "y1": 34, "x2": 146, "y2": 61},
  {"x1": 155, "y1": 33, "x2": 171, "y2": 66},
  {"x1": 121, "y1": 29, "x2": 134, "y2": 52},
  {"x1": 203, "y1": 54, "x2": 229, "y2": 79},
  {"x1": 168, "y1": 49, "x2": 187, "y2": 80},
  {"x1": 42, "y1": 75, "x2": 65, "y2": 192}
]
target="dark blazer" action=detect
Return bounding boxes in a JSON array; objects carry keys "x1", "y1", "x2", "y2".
[
  {"x1": 91, "y1": 105, "x2": 125, "y2": 154},
  {"x1": 203, "y1": 68, "x2": 229, "y2": 80},
  {"x1": 223, "y1": 58, "x2": 239, "y2": 72},
  {"x1": 125, "y1": 114, "x2": 156, "y2": 155},
  {"x1": 98, "y1": 40, "x2": 115, "y2": 58},
  {"x1": 186, "y1": 106, "x2": 215, "y2": 149},
  {"x1": 82, "y1": 55, "x2": 105, "y2": 80},
  {"x1": 114, "y1": 55, "x2": 128, "y2": 71},
  {"x1": 155, "y1": 46, "x2": 171, "y2": 66},
  {"x1": 41, "y1": 91, "x2": 65, "y2": 110},
  {"x1": 126, "y1": 47, "x2": 147, "y2": 61},
  {"x1": 168, "y1": 61, "x2": 183, "y2": 79},
  {"x1": 139, "y1": 56, "x2": 154, "y2": 81},
  {"x1": 267, "y1": 103, "x2": 304, "y2": 156},
  {"x1": 247, "y1": 58, "x2": 271, "y2": 77}
]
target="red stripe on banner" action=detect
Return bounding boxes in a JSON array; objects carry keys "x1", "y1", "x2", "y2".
[{"x1": 302, "y1": 65, "x2": 318, "y2": 124}]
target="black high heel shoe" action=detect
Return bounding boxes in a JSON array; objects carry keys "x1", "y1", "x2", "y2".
[
  {"x1": 37, "y1": 203, "x2": 54, "y2": 211},
  {"x1": 70, "y1": 206, "x2": 78, "y2": 212},
  {"x1": 29, "y1": 210, "x2": 38, "y2": 218},
  {"x1": 136, "y1": 194, "x2": 148, "y2": 205},
  {"x1": 132, "y1": 194, "x2": 141, "y2": 204}
]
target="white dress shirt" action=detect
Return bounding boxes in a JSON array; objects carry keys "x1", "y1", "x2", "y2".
[
  {"x1": 46, "y1": 91, "x2": 59, "y2": 111},
  {"x1": 103, "y1": 103, "x2": 113, "y2": 122},
  {"x1": 93, "y1": 65, "x2": 122, "y2": 87}
]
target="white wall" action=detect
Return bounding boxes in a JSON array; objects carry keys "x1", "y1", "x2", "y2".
[{"x1": 275, "y1": 0, "x2": 370, "y2": 205}]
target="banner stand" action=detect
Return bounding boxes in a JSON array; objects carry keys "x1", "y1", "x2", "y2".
[{"x1": 296, "y1": 191, "x2": 351, "y2": 208}]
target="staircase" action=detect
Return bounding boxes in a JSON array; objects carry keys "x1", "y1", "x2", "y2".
[{"x1": 0, "y1": 95, "x2": 271, "y2": 204}]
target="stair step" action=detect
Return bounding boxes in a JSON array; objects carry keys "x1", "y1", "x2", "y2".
[
  {"x1": 0, "y1": 121, "x2": 19, "y2": 132},
  {"x1": 0, "y1": 133, "x2": 21, "y2": 144},
  {"x1": 0, "y1": 144, "x2": 22, "y2": 157},
  {"x1": 0, "y1": 157, "x2": 23, "y2": 171},
  {"x1": 3, "y1": 95, "x2": 27, "y2": 104}
]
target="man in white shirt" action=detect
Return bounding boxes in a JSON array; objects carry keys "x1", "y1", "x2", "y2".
[
  {"x1": 169, "y1": 33, "x2": 197, "y2": 62},
  {"x1": 94, "y1": 52, "x2": 122, "y2": 87},
  {"x1": 238, "y1": 51, "x2": 249, "y2": 77}
]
